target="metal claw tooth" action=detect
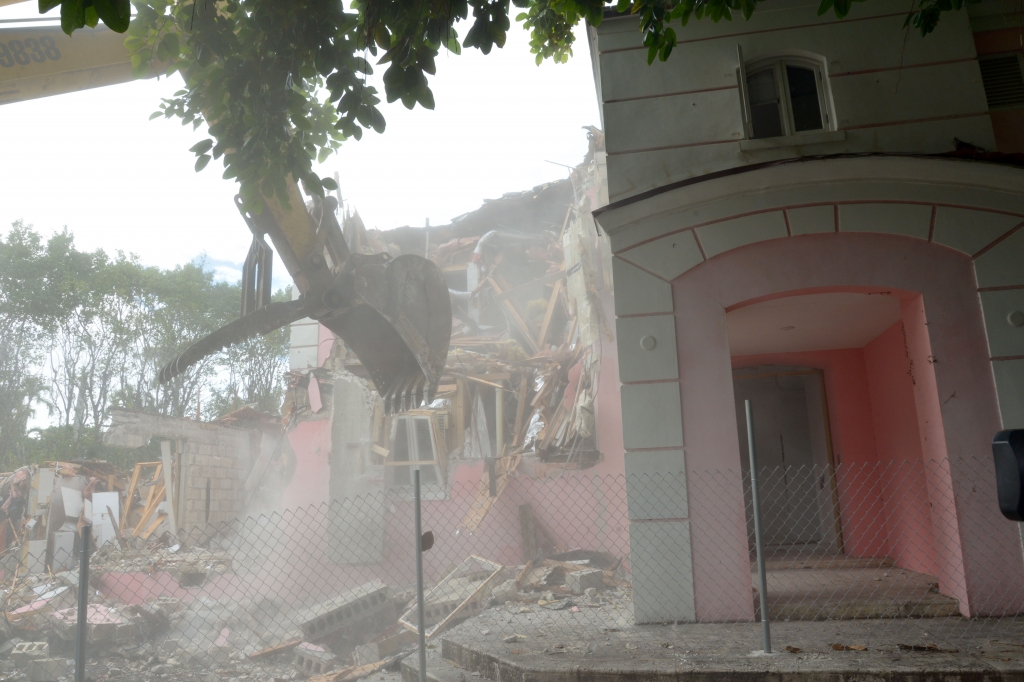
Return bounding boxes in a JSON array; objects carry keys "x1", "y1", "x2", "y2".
[
  {"x1": 409, "y1": 374, "x2": 421, "y2": 405},
  {"x1": 407, "y1": 375, "x2": 420, "y2": 411},
  {"x1": 402, "y1": 376, "x2": 413, "y2": 412}
]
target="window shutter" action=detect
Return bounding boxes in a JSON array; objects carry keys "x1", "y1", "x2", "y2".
[{"x1": 979, "y1": 54, "x2": 1024, "y2": 109}]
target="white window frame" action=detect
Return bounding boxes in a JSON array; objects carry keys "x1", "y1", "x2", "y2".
[
  {"x1": 740, "y1": 54, "x2": 834, "y2": 140},
  {"x1": 385, "y1": 412, "x2": 447, "y2": 499}
]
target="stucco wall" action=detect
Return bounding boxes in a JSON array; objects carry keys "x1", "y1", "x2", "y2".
[
  {"x1": 589, "y1": 0, "x2": 995, "y2": 202},
  {"x1": 597, "y1": 156, "x2": 1024, "y2": 622}
]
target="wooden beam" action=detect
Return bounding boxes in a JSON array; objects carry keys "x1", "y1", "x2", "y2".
[
  {"x1": 140, "y1": 512, "x2": 167, "y2": 540},
  {"x1": 557, "y1": 204, "x2": 573, "y2": 241},
  {"x1": 491, "y1": 268, "x2": 565, "y2": 303},
  {"x1": 535, "y1": 280, "x2": 563, "y2": 350},
  {"x1": 120, "y1": 464, "x2": 144, "y2": 533},
  {"x1": 512, "y1": 375, "x2": 528, "y2": 447},
  {"x1": 487, "y1": 278, "x2": 540, "y2": 355},
  {"x1": 133, "y1": 482, "x2": 165, "y2": 537},
  {"x1": 449, "y1": 373, "x2": 507, "y2": 391},
  {"x1": 249, "y1": 638, "x2": 301, "y2": 661}
]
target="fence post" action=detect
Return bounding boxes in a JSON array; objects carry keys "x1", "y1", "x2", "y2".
[
  {"x1": 75, "y1": 523, "x2": 91, "y2": 682},
  {"x1": 413, "y1": 469, "x2": 427, "y2": 682},
  {"x1": 745, "y1": 399, "x2": 772, "y2": 654}
]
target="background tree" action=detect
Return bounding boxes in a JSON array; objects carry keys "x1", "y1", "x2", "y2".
[
  {"x1": 0, "y1": 224, "x2": 94, "y2": 466},
  {"x1": 208, "y1": 288, "x2": 291, "y2": 417},
  {"x1": 0, "y1": 222, "x2": 290, "y2": 469}
]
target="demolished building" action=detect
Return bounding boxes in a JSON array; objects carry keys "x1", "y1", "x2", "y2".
[{"x1": 281, "y1": 131, "x2": 625, "y2": 550}]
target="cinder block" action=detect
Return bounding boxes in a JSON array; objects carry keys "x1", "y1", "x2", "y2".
[
  {"x1": 293, "y1": 642, "x2": 336, "y2": 676},
  {"x1": 28, "y1": 657, "x2": 70, "y2": 682},
  {"x1": 566, "y1": 569, "x2": 604, "y2": 594},
  {"x1": 12, "y1": 641, "x2": 48, "y2": 666},
  {"x1": 298, "y1": 581, "x2": 394, "y2": 641}
]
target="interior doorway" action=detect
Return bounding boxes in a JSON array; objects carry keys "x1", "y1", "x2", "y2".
[{"x1": 733, "y1": 366, "x2": 843, "y2": 557}]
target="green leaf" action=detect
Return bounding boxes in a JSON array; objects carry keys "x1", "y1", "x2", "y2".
[
  {"x1": 60, "y1": 0, "x2": 85, "y2": 35},
  {"x1": 92, "y1": 0, "x2": 130, "y2": 32},
  {"x1": 370, "y1": 108, "x2": 386, "y2": 134},
  {"x1": 321, "y1": 176, "x2": 338, "y2": 191},
  {"x1": 157, "y1": 33, "x2": 179, "y2": 62},
  {"x1": 817, "y1": 0, "x2": 834, "y2": 14},
  {"x1": 189, "y1": 139, "x2": 214, "y2": 154},
  {"x1": 195, "y1": 154, "x2": 212, "y2": 172}
]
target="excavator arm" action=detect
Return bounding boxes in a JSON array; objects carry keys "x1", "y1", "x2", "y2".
[{"x1": 158, "y1": 180, "x2": 452, "y2": 414}]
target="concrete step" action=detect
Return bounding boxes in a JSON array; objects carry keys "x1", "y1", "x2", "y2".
[
  {"x1": 400, "y1": 646, "x2": 493, "y2": 682},
  {"x1": 438, "y1": 631, "x2": 1024, "y2": 682}
]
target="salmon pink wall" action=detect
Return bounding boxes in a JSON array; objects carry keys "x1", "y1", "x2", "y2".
[
  {"x1": 863, "y1": 319, "x2": 939, "y2": 577},
  {"x1": 676, "y1": 233, "x2": 1024, "y2": 619},
  {"x1": 283, "y1": 419, "x2": 331, "y2": 510}
]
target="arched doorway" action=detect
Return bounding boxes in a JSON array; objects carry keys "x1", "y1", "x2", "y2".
[
  {"x1": 672, "y1": 233, "x2": 1022, "y2": 622},
  {"x1": 728, "y1": 289, "x2": 967, "y2": 620}
]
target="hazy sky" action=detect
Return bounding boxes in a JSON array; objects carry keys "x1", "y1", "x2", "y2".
[{"x1": 0, "y1": 2, "x2": 601, "y2": 284}]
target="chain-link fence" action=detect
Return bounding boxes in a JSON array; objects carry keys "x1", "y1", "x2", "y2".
[{"x1": 4, "y1": 456, "x2": 1024, "y2": 680}]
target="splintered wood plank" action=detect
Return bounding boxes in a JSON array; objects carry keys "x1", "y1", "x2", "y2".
[
  {"x1": 140, "y1": 513, "x2": 167, "y2": 539},
  {"x1": 487, "y1": 277, "x2": 540, "y2": 355},
  {"x1": 249, "y1": 638, "x2": 301, "y2": 660},
  {"x1": 512, "y1": 375, "x2": 528, "y2": 447},
  {"x1": 120, "y1": 464, "x2": 144, "y2": 533},
  {"x1": 535, "y1": 280, "x2": 563, "y2": 349},
  {"x1": 491, "y1": 268, "x2": 565, "y2": 303},
  {"x1": 133, "y1": 482, "x2": 165, "y2": 537}
]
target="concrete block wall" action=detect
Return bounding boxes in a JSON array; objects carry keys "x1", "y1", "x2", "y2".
[
  {"x1": 180, "y1": 445, "x2": 250, "y2": 529},
  {"x1": 104, "y1": 410, "x2": 255, "y2": 532}
]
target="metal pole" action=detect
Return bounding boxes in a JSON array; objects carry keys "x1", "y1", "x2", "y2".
[
  {"x1": 745, "y1": 400, "x2": 771, "y2": 654},
  {"x1": 75, "y1": 524, "x2": 91, "y2": 682},
  {"x1": 413, "y1": 469, "x2": 427, "y2": 682}
]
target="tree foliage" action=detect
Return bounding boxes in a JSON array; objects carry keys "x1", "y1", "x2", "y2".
[{"x1": 0, "y1": 222, "x2": 289, "y2": 470}]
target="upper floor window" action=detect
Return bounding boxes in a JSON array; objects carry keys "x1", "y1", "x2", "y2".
[{"x1": 743, "y1": 57, "x2": 832, "y2": 140}]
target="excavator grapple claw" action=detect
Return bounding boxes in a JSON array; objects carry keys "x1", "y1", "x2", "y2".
[{"x1": 158, "y1": 189, "x2": 451, "y2": 416}]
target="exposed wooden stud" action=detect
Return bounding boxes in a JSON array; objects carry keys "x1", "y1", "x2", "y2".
[
  {"x1": 140, "y1": 512, "x2": 167, "y2": 540},
  {"x1": 512, "y1": 375, "x2": 528, "y2": 447},
  {"x1": 133, "y1": 482, "x2": 165, "y2": 537},
  {"x1": 535, "y1": 280, "x2": 563, "y2": 349}
]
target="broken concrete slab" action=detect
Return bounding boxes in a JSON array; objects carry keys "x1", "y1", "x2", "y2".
[
  {"x1": 566, "y1": 569, "x2": 604, "y2": 595},
  {"x1": 49, "y1": 604, "x2": 132, "y2": 645},
  {"x1": 27, "y1": 657, "x2": 70, "y2": 682}
]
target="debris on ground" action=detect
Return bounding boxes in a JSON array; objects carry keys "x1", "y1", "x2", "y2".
[{"x1": 399, "y1": 556, "x2": 506, "y2": 639}]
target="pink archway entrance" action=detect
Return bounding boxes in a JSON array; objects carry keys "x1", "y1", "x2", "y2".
[{"x1": 674, "y1": 232, "x2": 1024, "y2": 621}]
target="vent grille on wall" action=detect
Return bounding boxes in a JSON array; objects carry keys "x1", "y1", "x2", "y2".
[{"x1": 979, "y1": 53, "x2": 1024, "y2": 109}]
